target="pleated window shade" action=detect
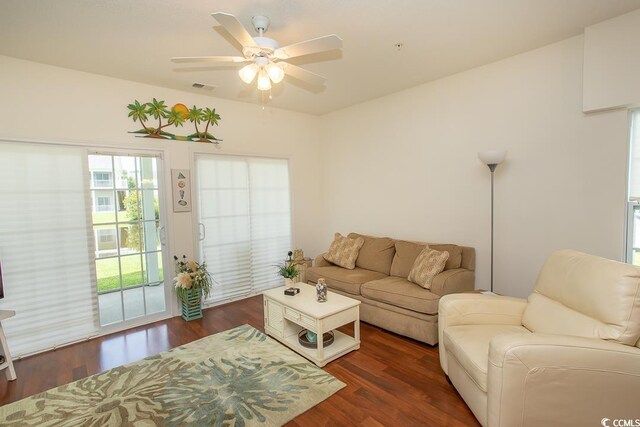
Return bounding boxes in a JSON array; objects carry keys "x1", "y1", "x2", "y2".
[
  {"x1": 0, "y1": 142, "x2": 99, "y2": 356},
  {"x1": 196, "y1": 155, "x2": 292, "y2": 303}
]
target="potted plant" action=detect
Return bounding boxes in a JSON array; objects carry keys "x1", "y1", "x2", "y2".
[
  {"x1": 173, "y1": 255, "x2": 213, "y2": 321},
  {"x1": 275, "y1": 251, "x2": 299, "y2": 288}
]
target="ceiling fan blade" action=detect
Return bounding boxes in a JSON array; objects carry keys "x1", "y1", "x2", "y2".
[
  {"x1": 211, "y1": 12, "x2": 257, "y2": 49},
  {"x1": 281, "y1": 63, "x2": 326, "y2": 86},
  {"x1": 274, "y1": 35, "x2": 343, "y2": 60},
  {"x1": 171, "y1": 56, "x2": 248, "y2": 63}
]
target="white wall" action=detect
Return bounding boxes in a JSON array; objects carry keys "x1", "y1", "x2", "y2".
[
  {"x1": 0, "y1": 55, "x2": 325, "y2": 314},
  {"x1": 1, "y1": 31, "x2": 632, "y2": 302},
  {"x1": 583, "y1": 8, "x2": 640, "y2": 112},
  {"x1": 321, "y1": 36, "x2": 629, "y2": 297}
]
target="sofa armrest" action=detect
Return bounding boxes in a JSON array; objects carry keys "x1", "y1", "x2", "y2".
[
  {"x1": 438, "y1": 294, "x2": 528, "y2": 373},
  {"x1": 314, "y1": 253, "x2": 332, "y2": 267},
  {"x1": 487, "y1": 333, "x2": 640, "y2": 426},
  {"x1": 430, "y1": 269, "x2": 475, "y2": 296}
]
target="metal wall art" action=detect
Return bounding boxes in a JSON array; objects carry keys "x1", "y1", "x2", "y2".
[{"x1": 127, "y1": 99, "x2": 222, "y2": 144}]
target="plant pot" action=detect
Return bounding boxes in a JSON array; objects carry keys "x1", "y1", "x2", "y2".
[
  {"x1": 284, "y1": 278, "x2": 295, "y2": 288},
  {"x1": 180, "y1": 287, "x2": 203, "y2": 321}
]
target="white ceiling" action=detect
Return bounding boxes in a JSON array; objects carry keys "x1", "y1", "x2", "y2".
[{"x1": 2, "y1": 0, "x2": 639, "y2": 115}]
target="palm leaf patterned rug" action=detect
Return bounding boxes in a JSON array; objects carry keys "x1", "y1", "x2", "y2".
[{"x1": 0, "y1": 324, "x2": 345, "y2": 426}]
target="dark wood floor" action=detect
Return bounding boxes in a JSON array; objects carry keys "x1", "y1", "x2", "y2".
[{"x1": 0, "y1": 295, "x2": 479, "y2": 426}]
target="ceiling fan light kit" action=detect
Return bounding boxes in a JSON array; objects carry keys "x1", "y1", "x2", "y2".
[
  {"x1": 266, "y1": 63, "x2": 284, "y2": 84},
  {"x1": 237, "y1": 56, "x2": 283, "y2": 90},
  {"x1": 238, "y1": 63, "x2": 259, "y2": 84},
  {"x1": 257, "y1": 70, "x2": 272, "y2": 91},
  {"x1": 171, "y1": 11, "x2": 343, "y2": 97}
]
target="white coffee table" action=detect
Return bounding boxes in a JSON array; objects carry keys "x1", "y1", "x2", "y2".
[{"x1": 263, "y1": 282, "x2": 360, "y2": 367}]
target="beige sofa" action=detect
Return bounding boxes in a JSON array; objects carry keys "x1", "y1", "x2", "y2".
[
  {"x1": 438, "y1": 250, "x2": 640, "y2": 427},
  {"x1": 306, "y1": 233, "x2": 475, "y2": 345}
]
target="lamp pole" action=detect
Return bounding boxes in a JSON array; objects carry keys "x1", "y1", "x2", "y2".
[
  {"x1": 488, "y1": 163, "x2": 497, "y2": 293},
  {"x1": 478, "y1": 150, "x2": 507, "y2": 294}
]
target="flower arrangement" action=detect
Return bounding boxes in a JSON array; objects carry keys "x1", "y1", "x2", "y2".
[
  {"x1": 173, "y1": 255, "x2": 213, "y2": 303},
  {"x1": 275, "y1": 251, "x2": 299, "y2": 280}
]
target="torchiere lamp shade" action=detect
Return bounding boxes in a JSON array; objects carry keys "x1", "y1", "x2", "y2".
[{"x1": 478, "y1": 150, "x2": 507, "y2": 166}]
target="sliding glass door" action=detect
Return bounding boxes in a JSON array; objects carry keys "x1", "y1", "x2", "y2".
[
  {"x1": 88, "y1": 154, "x2": 168, "y2": 327},
  {"x1": 0, "y1": 142, "x2": 99, "y2": 356},
  {"x1": 0, "y1": 144, "x2": 170, "y2": 356},
  {"x1": 196, "y1": 155, "x2": 292, "y2": 304}
]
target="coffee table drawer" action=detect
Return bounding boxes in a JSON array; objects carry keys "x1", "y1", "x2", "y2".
[{"x1": 284, "y1": 306, "x2": 316, "y2": 330}]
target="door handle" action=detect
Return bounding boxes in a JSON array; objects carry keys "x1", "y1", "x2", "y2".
[{"x1": 199, "y1": 223, "x2": 206, "y2": 241}]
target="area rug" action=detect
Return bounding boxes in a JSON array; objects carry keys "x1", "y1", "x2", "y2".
[{"x1": 0, "y1": 324, "x2": 346, "y2": 426}]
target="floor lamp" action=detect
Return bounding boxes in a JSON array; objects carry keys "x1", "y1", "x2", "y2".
[{"x1": 478, "y1": 150, "x2": 507, "y2": 293}]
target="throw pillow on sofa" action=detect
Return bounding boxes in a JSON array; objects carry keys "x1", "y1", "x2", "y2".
[
  {"x1": 323, "y1": 233, "x2": 365, "y2": 269},
  {"x1": 408, "y1": 247, "x2": 449, "y2": 289}
]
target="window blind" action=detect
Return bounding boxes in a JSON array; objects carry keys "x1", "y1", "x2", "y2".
[
  {"x1": 196, "y1": 155, "x2": 292, "y2": 303},
  {"x1": 0, "y1": 142, "x2": 99, "y2": 356}
]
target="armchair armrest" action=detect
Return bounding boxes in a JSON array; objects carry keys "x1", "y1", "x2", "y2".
[
  {"x1": 487, "y1": 333, "x2": 640, "y2": 427},
  {"x1": 438, "y1": 294, "x2": 528, "y2": 373},
  {"x1": 314, "y1": 253, "x2": 332, "y2": 268},
  {"x1": 439, "y1": 293, "x2": 528, "y2": 328}
]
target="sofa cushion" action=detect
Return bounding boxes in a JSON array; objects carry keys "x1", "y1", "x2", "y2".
[
  {"x1": 408, "y1": 247, "x2": 449, "y2": 289},
  {"x1": 390, "y1": 240, "x2": 427, "y2": 278},
  {"x1": 360, "y1": 276, "x2": 441, "y2": 314},
  {"x1": 429, "y1": 244, "x2": 462, "y2": 270},
  {"x1": 323, "y1": 233, "x2": 364, "y2": 269},
  {"x1": 348, "y1": 233, "x2": 396, "y2": 275},
  {"x1": 444, "y1": 324, "x2": 530, "y2": 392},
  {"x1": 306, "y1": 266, "x2": 387, "y2": 295}
]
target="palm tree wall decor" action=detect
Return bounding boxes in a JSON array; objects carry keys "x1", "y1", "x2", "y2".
[{"x1": 127, "y1": 99, "x2": 222, "y2": 143}]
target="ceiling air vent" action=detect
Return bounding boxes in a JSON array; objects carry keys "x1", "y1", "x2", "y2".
[{"x1": 192, "y1": 82, "x2": 216, "y2": 91}]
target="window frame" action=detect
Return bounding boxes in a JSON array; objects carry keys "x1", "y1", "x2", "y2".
[
  {"x1": 92, "y1": 170, "x2": 113, "y2": 188},
  {"x1": 95, "y1": 195, "x2": 114, "y2": 212},
  {"x1": 625, "y1": 109, "x2": 640, "y2": 264}
]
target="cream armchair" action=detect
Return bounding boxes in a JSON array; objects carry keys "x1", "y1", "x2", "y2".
[{"x1": 438, "y1": 250, "x2": 640, "y2": 427}]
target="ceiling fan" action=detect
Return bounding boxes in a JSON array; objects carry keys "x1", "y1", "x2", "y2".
[{"x1": 171, "y1": 12, "x2": 343, "y2": 92}]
